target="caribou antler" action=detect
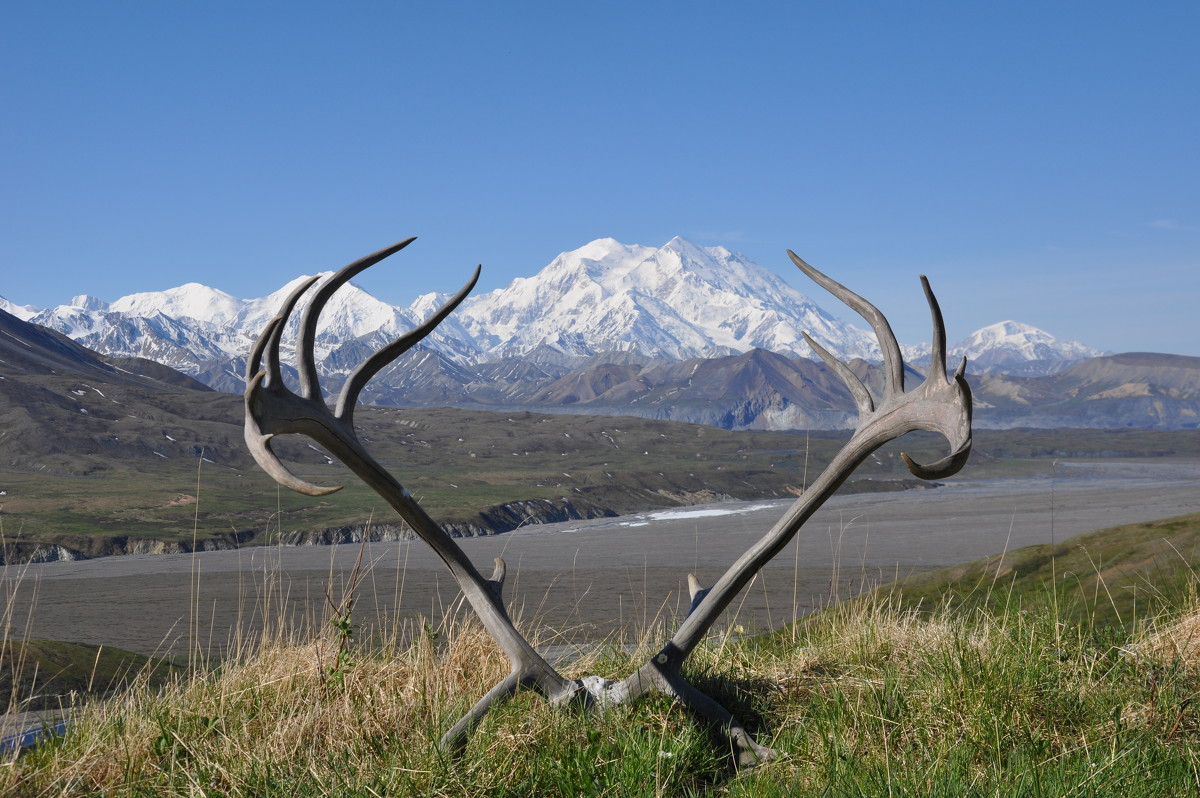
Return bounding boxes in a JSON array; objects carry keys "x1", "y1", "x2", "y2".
[
  {"x1": 565, "y1": 251, "x2": 973, "y2": 766},
  {"x1": 244, "y1": 239, "x2": 586, "y2": 751},
  {"x1": 244, "y1": 240, "x2": 972, "y2": 767}
]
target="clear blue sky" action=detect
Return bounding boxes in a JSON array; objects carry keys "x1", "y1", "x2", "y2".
[{"x1": 3, "y1": 2, "x2": 1197, "y2": 355}]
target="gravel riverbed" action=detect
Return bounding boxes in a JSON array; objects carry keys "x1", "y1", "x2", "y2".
[{"x1": 5, "y1": 459, "x2": 1200, "y2": 657}]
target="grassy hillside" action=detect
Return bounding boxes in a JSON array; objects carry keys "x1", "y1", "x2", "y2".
[
  {"x1": 0, "y1": 399, "x2": 996, "y2": 561},
  {"x1": 1, "y1": 640, "x2": 181, "y2": 713},
  {"x1": 0, "y1": 400, "x2": 850, "y2": 559},
  {"x1": 4, "y1": 575, "x2": 1199, "y2": 794},
  {"x1": 4, "y1": 513, "x2": 1200, "y2": 794},
  {"x1": 879, "y1": 512, "x2": 1200, "y2": 629}
]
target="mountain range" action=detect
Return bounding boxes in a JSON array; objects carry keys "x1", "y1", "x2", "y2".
[{"x1": 6, "y1": 236, "x2": 1196, "y2": 430}]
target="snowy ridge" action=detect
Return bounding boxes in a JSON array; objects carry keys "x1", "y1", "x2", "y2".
[
  {"x1": 6, "y1": 238, "x2": 1103, "y2": 390},
  {"x1": 0, "y1": 296, "x2": 40, "y2": 321},
  {"x1": 953, "y1": 320, "x2": 1101, "y2": 361},
  {"x1": 111, "y1": 283, "x2": 244, "y2": 327}
]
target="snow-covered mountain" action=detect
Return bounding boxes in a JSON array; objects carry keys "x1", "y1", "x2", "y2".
[
  {"x1": 110, "y1": 283, "x2": 245, "y2": 326},
  {"x1": 0, "y1": 296, "x2": 40, "y2": 320},
  {"x1": 15, "y1": 298, "x2": 252, "y2": 374},
  {"x1": 1, "y1": 237, "x2": 1104, "y2": 394},
  {"x1": 950, "y1": 321, "x2": 1105, "y2": 375},
  {"x1": 4, "y1": 273, "x2": 483, "y2": 382},
  {"x1": 456, "y1": 237, "x2": 879, "y2": 361}
]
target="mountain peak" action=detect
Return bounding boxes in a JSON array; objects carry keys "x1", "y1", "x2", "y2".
[
  {"x1": 660, "y1": 236, "x2": 735, "y2": 263},
  {"x1": 561, "y1": 238, "x2": 656, "y2": 279},
  {"x1": 951, "y1": 319, "x2": 1104, "y2": 375},
  {"x1": 577, "y1": 236, "x2": 625, "y2": 254},
  {"x1": 70, "y1": 295, "x2": 108, "y2": 311},
  {"x1": 110, "y1": 282, "x2": 243, "y2": 326},
  {"x1": 0, "y1": 295, "x2": 40, "y2": 321},
  {"x1": 973, "y1": 320, "x2": 1045, "y2": 338},
  {"x1": 458, "y1": 237, "x2": 880, "y2": 362},
  {"x1": 662, "y1": 235, "x2": 700, "y2": 251},
  {"x1": 954, "y1": 320, "x2": 1099, "y2": 354}
]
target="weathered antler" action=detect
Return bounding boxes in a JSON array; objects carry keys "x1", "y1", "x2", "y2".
[
  {"x1": 244, "y1": 240, "x2": 585, "y2": 751},
  {"x1": 244, "y1": 241, "x2": 972, "y2": 767},
  {"x1": 566, "y1": 251, "x2": 973, "y2": 766}
]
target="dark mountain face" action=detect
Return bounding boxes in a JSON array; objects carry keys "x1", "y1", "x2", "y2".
[
  {"x1": 1, "y1": 309, "x2": 211, "y2": 391},
  {"x1": 0, "y1": 308, "x2": 128, "y2": 381},
  {"x1": 969, "y1": 353, "x2": 1200, "y2": 430},
  {"x1": 0, "y1": 310, "x2": 240, "y2": 476},
  {"x1": 326, "y1": 344, "x2": 1200, "y2": 431}
]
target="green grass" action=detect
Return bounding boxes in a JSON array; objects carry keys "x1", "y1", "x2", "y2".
[
  {"x1": 732, "y1": 599, "x2": 1200, "y2": 796},
  {"x1": 879, "y1": 512, "x2": 1200, "y2": 629},
  {"x1": 1, "y1": 640, "x2": 181, "y2": 713},
  {"x1": 5, "y1": 516, "x2": 1200, "y2": 796}
]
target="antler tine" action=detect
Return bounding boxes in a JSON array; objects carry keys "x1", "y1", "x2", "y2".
[
  {"x1": 920, "y1": 275, "x2": 971, "y2": 385},
  {"x1": 247, "y1": 275, "x2": 323, "y2": 388},
  {"x1": 921, "y1": 275, "x2": 949, "y2": 381},
  {"x1": 802, "y1": 331, "x2": 874, "y2": 417},
  {"x1": 788, "y1": 250, "x2": 905, "y2": 393},
  {"x1": 896, "y1": 275, "x2": 973, "y2": 480},
  {"x1": 897, "y1": 385, "x2": 973, "y2": 480},
  {"x1": 253, "y1": 316, "x2": 287, "y2": 389},
  {"x1": 335, "y1": 265, "x2": 481, "y2": 421},
  {"x1": 296, "y1": 238, "x2": 418, "y2": 400},
  {"x1": 901, "y1": 443, "x2": 972, "y2": 480}
]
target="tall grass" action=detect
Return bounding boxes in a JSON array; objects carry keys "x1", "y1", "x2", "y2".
[{"x1": 3, "y1": 565, "x2": 1200, "y2": 796}]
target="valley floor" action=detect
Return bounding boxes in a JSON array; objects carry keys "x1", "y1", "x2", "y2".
[{"x1": 5, "y1": 458, "x2": 1200, "y2": 659}]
